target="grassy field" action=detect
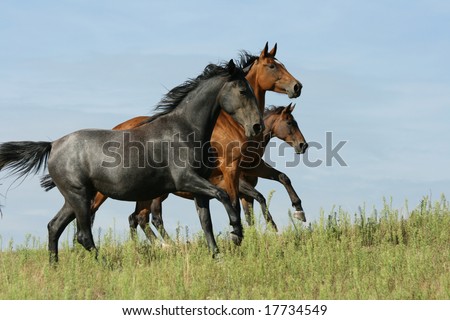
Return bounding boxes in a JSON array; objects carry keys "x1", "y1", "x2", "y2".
[{"x1": 0, "y1": 195, "x2": 449, "y2": 299}]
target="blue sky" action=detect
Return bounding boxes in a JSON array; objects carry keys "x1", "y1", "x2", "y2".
[{"x1": 1, "y1": 0, "x2": 449, "y2": 247}]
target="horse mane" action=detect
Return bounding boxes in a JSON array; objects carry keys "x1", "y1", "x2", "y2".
[
  {"x1": 142, "y1": 49, "x2": 275, "y2": 125},
  {"x1": 237, "y1": 49, "x2": 279, "y2": 72},
  {"x1": 264, "y1": 105, "x2": 287, "y2": 119},
  {"x1": 238, "y1": 51, "x2": 258, "y2": 71},
  {"x1": 143, "y1": 61, "x2": 244, "y2": 125}
]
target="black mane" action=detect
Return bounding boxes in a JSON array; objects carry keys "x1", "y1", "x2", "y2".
[
  {"x1": 237, "y1": 51, "x2": 258, "y2": 71},
  {"x1": 143, "y1": 49, "x2": 270, "y2": 124},
  {"x1": 237, "y1": 49, "x2": 279, "y2": 72},
  {"x1": 144, "y1": 61, "x2": 245, "y2": 124}
]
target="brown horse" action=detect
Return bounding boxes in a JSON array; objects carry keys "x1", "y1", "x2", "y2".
[
  {"x1": 122, "y1": 104, "x2": 307, "y2": 241},
  {"x1": 90, "y1": 42, "x2": 306, "y2": 242}
]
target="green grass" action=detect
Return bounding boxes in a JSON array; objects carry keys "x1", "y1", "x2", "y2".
[{"x1": 0, "y1": 195, "x2": 449, "y2": 299}]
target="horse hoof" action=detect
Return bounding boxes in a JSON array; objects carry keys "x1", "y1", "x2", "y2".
[
  {"x1": 49, "y1": 254, "x2": 59, "y2": 267},
  {"x1": 230, "y1": 232, "x2": 243, "y2": 246},
  {"x1": 160, "y1": 242, "x2": 172, "y2": 249},
  {"x1": 267, "y1": 220, "x2": 279, "y2": 232},
  {"x1": 212, "y1": 251, "x2": 223, "y2": 260},
  {"x1": 294, "y1": 210, "x2": 307, "y2": 222}
]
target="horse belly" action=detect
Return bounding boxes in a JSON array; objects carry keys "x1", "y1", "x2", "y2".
[{"x1": 92, "y1": 167, "x2": 176, "y2": 202}]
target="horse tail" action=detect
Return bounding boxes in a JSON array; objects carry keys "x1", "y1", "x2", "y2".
[
  {"x1": 40, "y1": 173, "x2": 56, "y2": 191},
  {"x1": 0, "y1": 141, "x2": 52, "y2": 180}
]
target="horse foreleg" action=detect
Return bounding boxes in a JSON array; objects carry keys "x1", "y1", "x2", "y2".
[
  {"x1": 181, "y1": 171, "x2": 243, "y2": 252},
  {"x1": 239, "y1": 178, "x2": 278, "y2": 231},
  {"x1": 244, "y1": 160, "x2": 306, "y2": 222},
  {"x1": 194, "y1": 195, "x2": 219, "y2": 257}
]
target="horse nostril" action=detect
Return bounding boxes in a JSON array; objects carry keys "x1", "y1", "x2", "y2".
[
  {"x1": 253, "y1": 123, "x2": 262, "y2": 135},
  {"x1": 299, "y1": 142, "x2": 308, "y2": 152},
  {"x1": 294, "y1": 82, "x2": 302, "y2": 94}
]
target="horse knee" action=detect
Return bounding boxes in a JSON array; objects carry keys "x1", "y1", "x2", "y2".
[
  {"x1": 215, "y1": 189, "x2": 230, "y2": 203},
  {"x1": 218, "y1": 189, "x2": 240, "y2": 210},
  {"x1": 253, "y1": 193, "x2": 265, "y2": 205},
  {"x1": 279, "y1": 173, "x2": 291, "y2": 185}
]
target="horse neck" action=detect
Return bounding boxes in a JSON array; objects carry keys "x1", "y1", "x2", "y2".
[
  {"x1": 245, "y1": 71, "x2": 266, "y2": 112},
  {"x1": 261, "y1": 114, "x2": 277, "y2": 147},
  {"x1": 176, "y1": 77, "x2": 225, "y2": 141}
]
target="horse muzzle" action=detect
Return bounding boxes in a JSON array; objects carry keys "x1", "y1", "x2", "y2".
[
  {"x1": 287, "y1": 81, "x2": 302, "y2": 98},
  {"x1": 246, "y1": 122, "x2": 265, "y2": 137},
  {"x1": 295, "y1": 142, "x2": 308, "y2": 154}
]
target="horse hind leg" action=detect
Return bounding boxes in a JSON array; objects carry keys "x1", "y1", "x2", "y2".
[
  {"x1": 251, "y1": 191, "x2": 278, "y2": 232},
  {"x1": 75, "y1": 215, "x2": 98, "y2": 259},
  {"x1": 129, "y1": 200, "x2": 158, "y2": 242},
  {"x1": 238, "y1": 177, "x2": 257, "y2": 226},
  {"x1": 128, "y1": 209, "x2": 139, "y2": 240},
  {"x1": 90, "y1": 192, "x2": 109, "y2": 227},
  {"x1": 150, "y1": 197, "x2": 172, "y2": 243},
  {"x1": 59, "y1": 186, "x2": 98, "y2": 258},
  {"x1": 47, "y1": 202, "x2": 76, "y2": 264},
  {"x1": 240, "y1": 195, "x2": 255, "y2": 226}
]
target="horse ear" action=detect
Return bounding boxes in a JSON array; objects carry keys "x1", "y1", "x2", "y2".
[
  {"x1": 260, "y1": 42, "x2": 269, "y2": 58},
  {"x1": 290, "y1": 103, "x2": 296, "y2": 112},
  {"x1": 227, "y1": 59, "x2": 236, "y2": 75},
  {"x1": 282, "y1": 103, "x2": 293, "y2": 115},
  {"x1": 269, "y1": 43, "x2": 277, "y2": 57}
]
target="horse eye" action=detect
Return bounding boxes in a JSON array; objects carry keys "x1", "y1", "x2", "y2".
[
  {"x1": 286, "y1": 121, "x2": 293, "y2": 126},
  {"x1": 268, "y1": 64, "x2": 276, "y2": 69},
  {"x1": 239, "y1": 89, "x2": 246, "y2": 95}
]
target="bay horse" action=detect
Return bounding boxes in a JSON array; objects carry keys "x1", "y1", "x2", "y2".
[
  {"x1": 0, "y1": 60, "x2": 263, "y2": 262},
  {"x1": 88, "y1": 42, "x2": 306, "y2": 226},
  {"x1": 124, "y1": 103, "x2": 307, "y2": 241}
]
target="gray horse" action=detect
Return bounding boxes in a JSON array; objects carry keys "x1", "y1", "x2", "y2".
[{"x1": 0, "y1": 60, "x2": 263, "y2": 262}]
